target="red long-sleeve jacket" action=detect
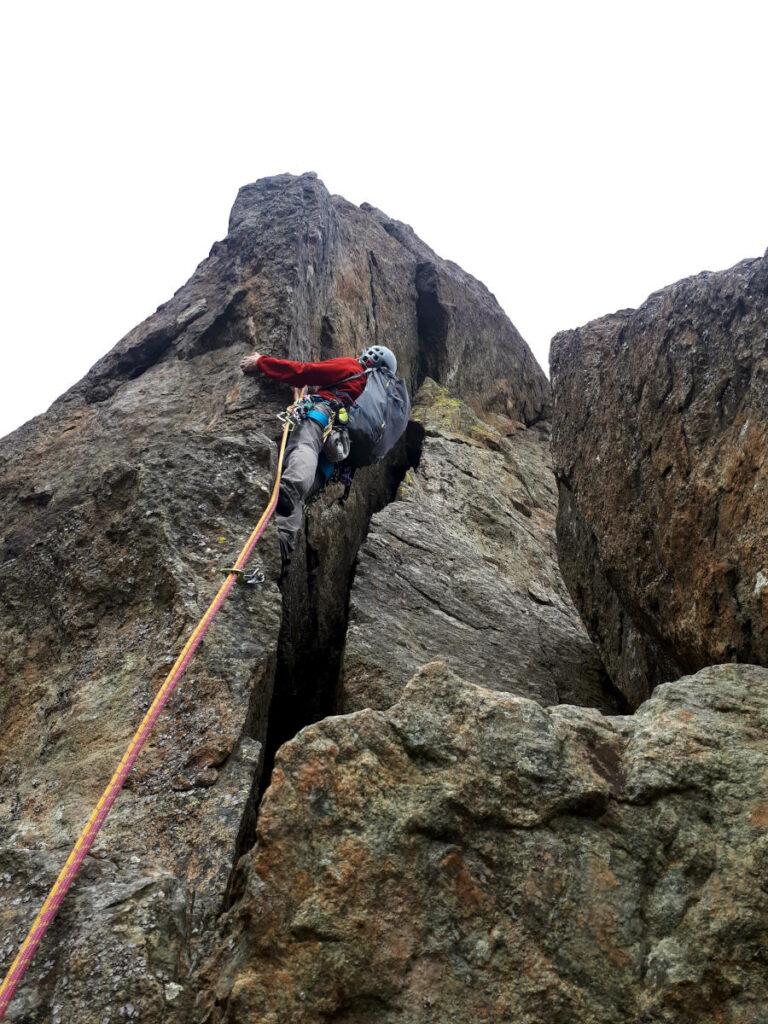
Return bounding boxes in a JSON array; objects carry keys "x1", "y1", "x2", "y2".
[{"x1": 255, "y1": 355, "x2": 367, "y2": 404}]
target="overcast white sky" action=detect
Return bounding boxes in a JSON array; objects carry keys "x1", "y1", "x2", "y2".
[{"x1": 1, "y1": 0, "x2": 766, "y2": 439}]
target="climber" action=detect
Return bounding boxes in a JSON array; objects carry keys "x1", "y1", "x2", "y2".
[{"x1": 239, "y1": 345, "x2": 400, "y2": 574}]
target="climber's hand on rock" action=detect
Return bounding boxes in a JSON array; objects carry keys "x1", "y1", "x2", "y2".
[{"x1": 240, "y1": 353, "x2": 262, "y2": 374}]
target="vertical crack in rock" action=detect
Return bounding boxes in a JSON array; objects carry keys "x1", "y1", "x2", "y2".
[
  {"x1": 267, "y1": 427, "x2": 425, "y2": 786},
  {"x1": 367, "y1": 250, "x2": 380, "y2": 341},
  {"x1": 319, "y1": 315, "x2": 336, "y2": 359},
  {"x1": 222, "y1": 425, "x2": 425, "y2": 907},
  {"x1": 415, "y1": 261, "x2": 451, "y2": 390}
]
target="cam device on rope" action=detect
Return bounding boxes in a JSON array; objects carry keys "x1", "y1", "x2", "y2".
[
  {"x1": 220, "y1": 565, "x2": 266, "y2": 586},
  {"x1": 0, "y1": 389, "x2": 305, "y2": 1020}
]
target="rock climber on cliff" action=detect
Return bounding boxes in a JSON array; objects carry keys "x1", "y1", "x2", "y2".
[{"x1": 240, "y1": 345, "x2": 404, "y2": 576}]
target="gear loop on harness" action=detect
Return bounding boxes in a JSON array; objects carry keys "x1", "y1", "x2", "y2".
[{"x1": 0, "y1": 388, "x2": 306, "y2": 1019}]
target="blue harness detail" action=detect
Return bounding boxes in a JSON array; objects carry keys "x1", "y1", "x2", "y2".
[{"x1": 307, "y1": 408, "x2": 331, "y2": 428}]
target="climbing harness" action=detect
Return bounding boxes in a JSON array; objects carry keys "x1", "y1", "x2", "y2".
[
  {"x1": 307, "y1": 407, "x2": 332, "y2": 430},
  {"x1": 278, "y1": 395, "x2": 352, "y2": 465},
  {"x1": 283, "y1": 365, "x2": 408, "y2": 474},
  {"x1": 0, "y1": 389, "x2": 304, "y2": 1019},
  {"x1": 277, "y1": 395, "x2": 314, "y2": 429}
]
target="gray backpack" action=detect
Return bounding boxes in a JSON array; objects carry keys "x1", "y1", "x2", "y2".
[{"x1": 346, "y1": 368, "x2": 411, "y2": 468}]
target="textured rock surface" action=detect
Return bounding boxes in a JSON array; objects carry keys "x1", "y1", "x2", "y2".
[
  {"x1": 0, "y1": 173, "x2": 553, "y2": 1021},
  {"x1": 341, "y1": 378, "x2": 620, "y2": 714},
  {"x1": 551, "y1": 253, "x2": 768, "y2": 706},
  {"x1": 199, "y1": 661, "x2": 768, "y2": 1024}
]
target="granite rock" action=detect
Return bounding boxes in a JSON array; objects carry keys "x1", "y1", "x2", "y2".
[
  {"x1": 200, "y1": 661, "x2": 768, "y2": 1024},
  {"x1": 341, "y1": 378, "x2": 619, "y2": 714},
  {"x1": 0, "y1": 173, "x2": 550, "y2": 1021},
  {"x1": 551, "y1": 252, "x2": 768, "y2": 706}
]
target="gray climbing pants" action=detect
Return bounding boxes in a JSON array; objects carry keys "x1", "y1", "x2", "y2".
[{"x1": 276, "y1": 412, "x2": 327, "y2": 560}]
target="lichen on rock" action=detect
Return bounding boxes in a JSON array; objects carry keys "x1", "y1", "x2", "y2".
[
  {"x1": 341, "y1": 378, "x2": 619, "y2": 714},
  {"x1": 199, "y1": 661, "x2": 768, "y2": 1024}
]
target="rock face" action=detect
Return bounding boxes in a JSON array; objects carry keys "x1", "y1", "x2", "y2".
[
  {"x1": 199, "y1": 661, "x2": 768, "y2": 1024},
  {"x1": 0, "y1": 173, "x2": 558, "y2": 1021},
  {"x1": 7, "y1": 171, "x2": 764, "y2": 1024},
  {"x1": 551, "y1": 253, "x2": 768, "y2": 706},
  {"x1": 341, "y1": 378, "x2": 619, "y2": 714}
]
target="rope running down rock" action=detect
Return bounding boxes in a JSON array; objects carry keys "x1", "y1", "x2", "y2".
[{"x1": 0, "y1": 388, "x2": 302, "y2": 1018}]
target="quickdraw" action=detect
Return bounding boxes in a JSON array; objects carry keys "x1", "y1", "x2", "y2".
[
  {"x1": 220, "y1": 566, "x2": 266, "y2": 586},
  {"x1": 276, "y1": 397, "x2": 311, "y2": 430}
]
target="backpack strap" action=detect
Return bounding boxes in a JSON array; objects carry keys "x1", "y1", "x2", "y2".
[
  {"x1": 314, "y1": 366, "x2": 374, "y2": 403},
  {"x1": 331, "y1": 367, "x2": 372, "y2": 387}
]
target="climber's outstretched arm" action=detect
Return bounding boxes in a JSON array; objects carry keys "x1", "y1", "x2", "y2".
[{"x1": 240, "y1": 353, "x2": 362, "y2": 386}]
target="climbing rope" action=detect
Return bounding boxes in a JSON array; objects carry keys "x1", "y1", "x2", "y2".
[{"x1": 0, "y1": 389, "x2": 302, "y2": 1018}]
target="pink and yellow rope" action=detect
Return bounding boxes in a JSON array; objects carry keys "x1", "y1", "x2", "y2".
[{"x1": 0, "y1": 394, "x2": 298, "y2": 1017}]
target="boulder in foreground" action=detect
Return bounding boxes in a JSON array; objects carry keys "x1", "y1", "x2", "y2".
[{"x1": 200, "y1": 661, "x2": 768, "y2": 1024}]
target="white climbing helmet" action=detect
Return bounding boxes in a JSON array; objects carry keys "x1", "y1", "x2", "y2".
[{"x1": 360, "y1": 345, "x2": 397, "y2": 373}]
